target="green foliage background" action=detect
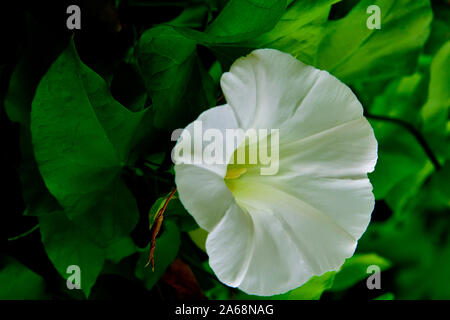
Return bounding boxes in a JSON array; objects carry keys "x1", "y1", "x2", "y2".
[{"x1": 1, "y1": 0, "x2": 449, "y2": 300}]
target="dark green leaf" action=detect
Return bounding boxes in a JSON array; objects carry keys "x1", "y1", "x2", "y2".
[
  {"x1": 0, "y1": 257, "x2": 48, "y2": 300},
  {"x1": 4, "y1": 53, "x2": 62, "y2": 217},
  {"x1": 137, "y1": 26, "x2": 216, "y2": 130},
  {"x1": 31, "y1": 41, "x2": 144, "y2": 244},
  {"x1": 39, "y1": 211, "x2": 136, "y2": 298}
]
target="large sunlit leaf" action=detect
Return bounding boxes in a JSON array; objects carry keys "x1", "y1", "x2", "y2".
[
  {"x1": 316, "y1": 0, "x2": 433, "y2": 83},
  {"x1": 177, "y1": 0, "x2": 287, "y2": 44},
  {"x1": 244, "y1": 0, "x2": 340, "y2": 64},
  {"x1": 421, "y1": 41, "x2": 450, "y2": 160},
  {"x1": 421, "y1": 41, "x2": 450, "y2": 127},
  {"x1": 177, "y1": 0, "x2": 338, "y2": 68},
  {"x1": 207, "y1": 0, "x2": 286, "y2": 40}
]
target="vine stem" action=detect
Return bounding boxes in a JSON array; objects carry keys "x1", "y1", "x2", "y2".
[
  {"x1": 365, "y1": 112, "x2": 442, "y2": 171},
  {"x1": 8, "y1": 224, "x2": 40, "y2": 241}
]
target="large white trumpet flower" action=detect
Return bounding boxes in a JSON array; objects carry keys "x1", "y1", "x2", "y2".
[{"x1": 173, "y1": 49, "x2": 378, "y2": 296}]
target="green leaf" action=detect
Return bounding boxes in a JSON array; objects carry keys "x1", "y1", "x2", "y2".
[
  {"x1": 359, "y1": 204, "x2": 450, "y2": 299},
  {"x1": 205, "y1": 0, "x2": 287, "y2": 42},
  {"x1": 421, "y1": 41, "x2": 450, "y2": 160},
  {"x1": 0, "y1": 257, "x2": 48, "y2": 300},
  {"x1": 330, "y1": 254, "x2": 391, "y2": 292},
  {"x1": 39, "y1": 211, "x2": 136, "y2": 298},
  {"x1": 177, "y1": 1, "x2": 336, "y2": 68},
  {"x1": 369, "y1": 120, "x2": 430, "y2": 202},
  {"x1": 374, "y1": 292, "x2": 395, "y2": 300},
  {"x1": 4, "y1": 57, "x2": 34, "y2": 125},
  {"x1": 149, "y1": 194, "x2": 198, "y2": 231},
  {"x1": 176, "y1": 0, "x2": 287, "y2": 44},
  {"x1": 30, "y1": 41, "x2": 144, "y2": 295},
  {"x1": 244, "y1": 0, "x2": 340, "y2": 64},
  {"x1": 165, "y1": 199, "x2": 199, "y2": 232},
  {"x1": 416, "y1": 162, "x2": 450, "y2": 213},
  {"x1": 39, "y1": 212, "x2": 104, "y2": 298},
  {"x1": 421, "y1": 42, "x2": 450, "y2": 129},
  {"x1": 398, "y1": 243, "x2": 450, "y2": 299},
  {"x1": 424, "y1": 1, "x2": 450, "y2": 55},
  {"x1": 367, "y1": 74, "x2": 433, "y2": 205},
  {"x1": 370, "y1": 73, "x2": 427, "y2": 125},
  {"x1": 148, "y1": 197, "x2": 166, "y2": 230},
  {"x1": 283, "y1": 272, "x2": 336, "y2": 300},
  {"x1": 135, "y1": 221, "x2": 181, "y2": 290},
  {"x1": 188, "y1": 228, "x2": 208, "y2": 252},
  {"x1": 31, "y1": 41, "x2": 145, "y2": 243},
  {"x1": 316, "y1": 0, "x2": 433, "y2": 83},
  {"x1": 167, "y1": 5, "x2": 209, "y2": 29},
  {"x1": 4, "y1": 53, "x2": 62, "y2": 217},
  {"x1": 137, "y1": 26, "x2": 216, "y2": 130},
  {"x1": 360, "y1": 214, "x2": 434, "y2": 268},
  {"x1": 384, "y1": 161, "x2": 434, "y2": 215}
]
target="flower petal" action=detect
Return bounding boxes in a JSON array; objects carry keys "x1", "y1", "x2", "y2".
[
  {"x1": 220, "y1": 49, "x2": 365, "y2": 143},
  {"x1": 221, "y1": 49, "x2": 321, "y2": 131},
  {"x1": 176, "y1": 48, "x2": 378, "y2": 297},
  {"x1": 173, "y1": 104, "x2": 240, "y2": 177},
  {"x1": 205, "y1": 202, "x2": 254, "y2": 288},
  {"x1": 279, "y1": 117, "x2": 377, "y2": 178},
  {"x1": 241, "y1": 173, "x2": 374, "y2": 240},
  {"x1": 221, "y1": 180, "x2": 358, "y2": 295},
  {"x1": 174, "y1": 104, "x2": 243, "y2": 231},
  {"x1": 206, "y1": 197, "x2": 313, "y2": 295},
  {"x1": 175, "y1": 164, "x2": 235, "y2": 232}
]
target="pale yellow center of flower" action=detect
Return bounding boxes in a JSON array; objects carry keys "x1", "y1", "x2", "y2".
[
  {"x1": 223, "y1": 138, "x2": 262, "y2": 193},
  {"x1": 224, "y1": 167, "x2": 247, "y2": 180}
]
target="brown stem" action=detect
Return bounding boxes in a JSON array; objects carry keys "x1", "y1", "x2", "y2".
[{"x1": 146, "y1": 187, "x2": 178, "y2": 271}]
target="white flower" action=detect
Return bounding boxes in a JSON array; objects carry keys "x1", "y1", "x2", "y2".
[{"x1": 173, "y1": 49, "x2": 378, "y2": 296}]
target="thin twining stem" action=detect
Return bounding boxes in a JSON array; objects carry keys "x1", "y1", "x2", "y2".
[
  {"x1": 8, "y1": 223, "x2": 40, "y2": 241},
  {"x1": 365, "y1": 112, "x2": 442, "y2": 171}
]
